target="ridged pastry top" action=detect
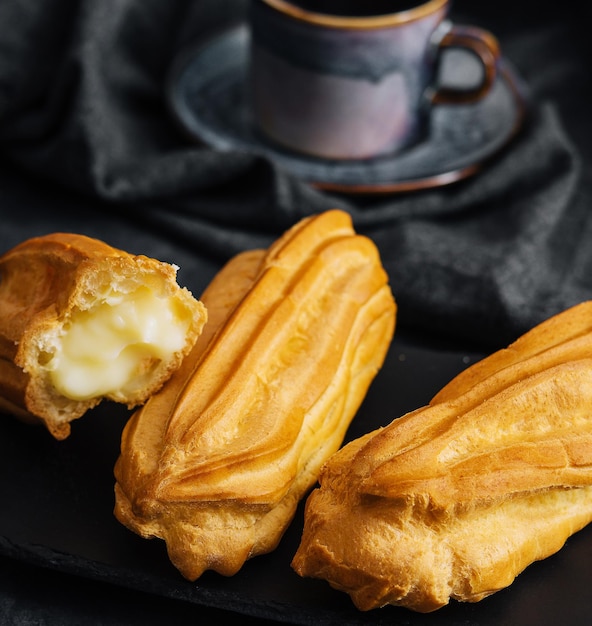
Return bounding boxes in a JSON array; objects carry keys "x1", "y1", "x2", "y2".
[
  {"x1": 114, "y1": 210, "x2": 396, "y2": 579},
  {"x1": 292, "y1": 301, "x2": 592, "y2": 612},
  {"x1": 357, "y1": 359, "x2": 592, "y2": 509}
]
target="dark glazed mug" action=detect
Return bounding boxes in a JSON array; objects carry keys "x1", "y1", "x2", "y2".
[{"x1": 249, "y1": 0, "x2": 500, "y2": 160}]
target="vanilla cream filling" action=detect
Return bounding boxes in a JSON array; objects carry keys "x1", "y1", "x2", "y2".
[{"x1": 46, "y1": 287, "x2": 190, "y2": 401}]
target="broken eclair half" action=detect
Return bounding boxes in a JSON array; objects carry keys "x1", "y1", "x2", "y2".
[{"x1": 0, "y1": 233, "x2": 206, "y2": 439}]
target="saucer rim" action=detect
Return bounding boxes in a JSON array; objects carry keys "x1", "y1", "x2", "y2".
[{"x1": 167, "y1": 24, "x2": 528, "y2": 195}]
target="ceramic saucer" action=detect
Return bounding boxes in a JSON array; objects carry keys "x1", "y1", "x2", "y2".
[{"x1": 167, "y1": 25, "x2": 528, "y2": 194}]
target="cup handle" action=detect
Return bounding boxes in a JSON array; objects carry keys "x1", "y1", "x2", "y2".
[{"x1": 431, "y1": 23, "x2": 501, "y2": 106}]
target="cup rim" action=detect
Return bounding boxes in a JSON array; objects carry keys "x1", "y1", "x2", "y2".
[{"x1": 257, "y1": 0, "x2": 449, "y2": 29}]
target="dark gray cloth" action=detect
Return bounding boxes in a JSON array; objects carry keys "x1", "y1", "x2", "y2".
[{"x1": 0, "y1": 0, "x2": 590, "y2": 350}]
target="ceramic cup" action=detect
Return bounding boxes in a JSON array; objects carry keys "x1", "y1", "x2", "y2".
[{"x1": 248, "y1": 0, "x2": 500, "y2": 160}]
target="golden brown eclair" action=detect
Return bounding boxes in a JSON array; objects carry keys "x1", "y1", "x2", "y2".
[
  {"x1": 0, "y1": 233, "x2": 206, "y2": 439},
  {"x1": 114, "y1": 209, "x2": 396, "y2": 580},
  {"x1": 292, "y1": 301, "x2": 592, "y2": 613}
]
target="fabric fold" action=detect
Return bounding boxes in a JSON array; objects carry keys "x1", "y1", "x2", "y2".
[{"x1": 0, "y1": 0, "x2": 590, "y2": 350}]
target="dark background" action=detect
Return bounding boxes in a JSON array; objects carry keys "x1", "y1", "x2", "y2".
[{"x1": 1, "y1": 0, "x2": 592, "y2": 623}]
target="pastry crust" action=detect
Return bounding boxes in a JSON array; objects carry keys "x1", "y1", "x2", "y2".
[
  {"x1": 292, "y1": 301, "x2": 592, "y2": 612},
  {"x1": 0, "y1": 233, "x2": 206, "y2": 439},
  {"x1": 114, "y1": 210, "x2": 396, "y2": 580}
]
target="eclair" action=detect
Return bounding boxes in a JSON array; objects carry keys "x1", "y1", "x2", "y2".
[
  {"x1": 0, "y1": 233, "x2": 206, "y2": 439},
  {"x1": 292, "y1": 301, "x2": 592, "y2": 612},
  {"x1": 114, "y1": 209, "x2": 396, "y2": 580}
]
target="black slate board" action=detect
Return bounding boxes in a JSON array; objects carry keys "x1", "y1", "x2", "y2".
[{"x1": 1, "y1": 333, "x2": 591, "y2": 625}]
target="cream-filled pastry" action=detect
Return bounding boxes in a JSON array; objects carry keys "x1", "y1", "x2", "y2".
[
  {"x1": 0, "y1": 233, "x2": 206, "y2": 439},
  {"x1": 292, "y1": 301, "x2": 592, "y2": 612},
  {"x1": 114, "y1": 209, "x2": 396, "y2": 580}
]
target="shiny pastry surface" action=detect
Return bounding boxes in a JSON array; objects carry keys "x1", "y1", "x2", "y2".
[
  {"x1": 114, "y1": 210, "x2": 396, "y2": 580},
  {"x1": 0, "y1": 233, "x2": 206, "y2": 439},
  {"x1": 292, "y1": 301, "x2": 592, "y2": 613}
]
